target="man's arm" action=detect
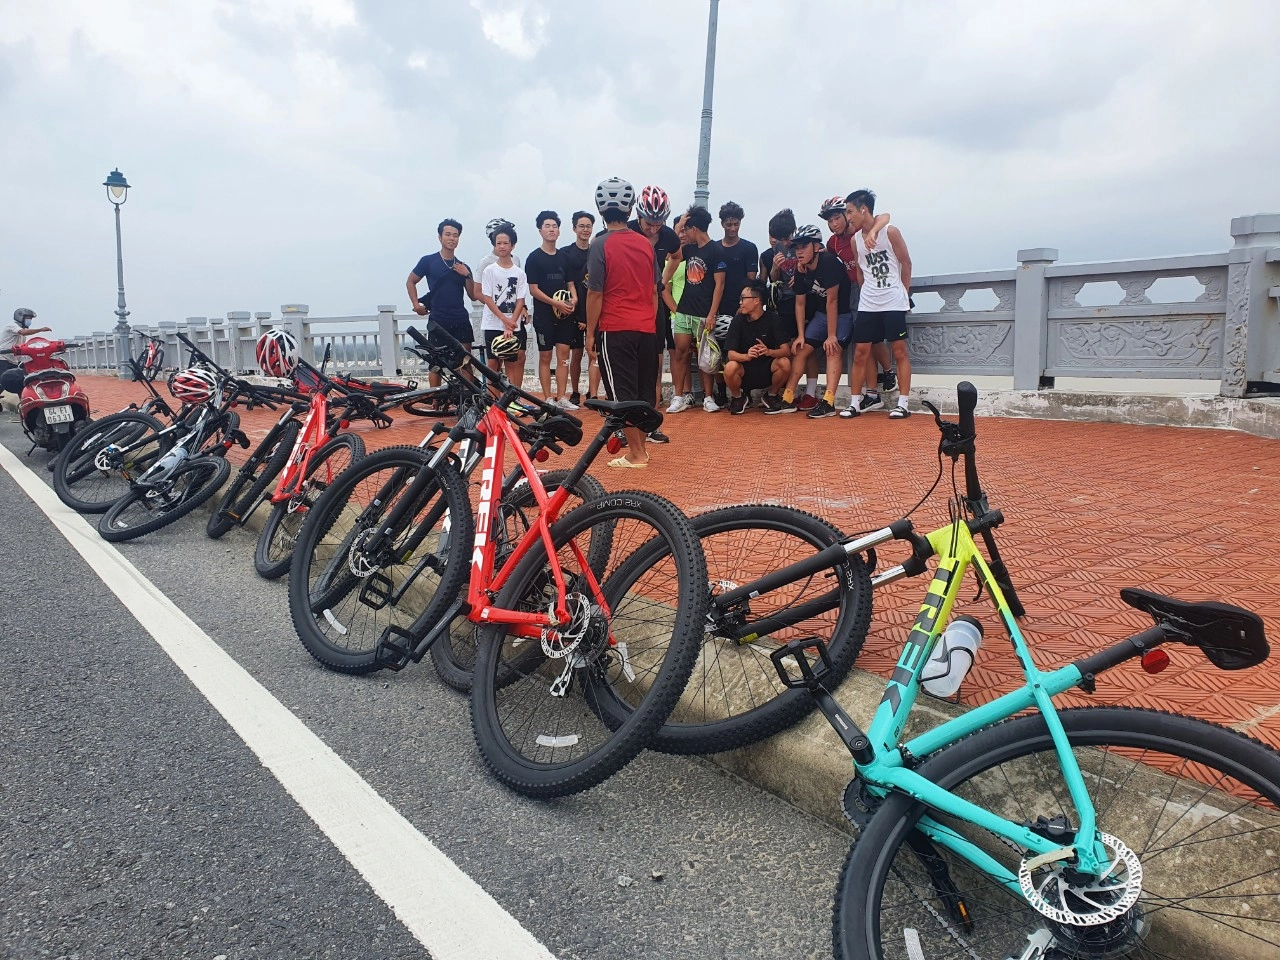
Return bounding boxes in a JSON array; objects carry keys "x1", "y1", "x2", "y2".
[
  {"x1": 705, "y1": 272, "x2": 726, "y2": 328},
  {"x1": 793, "y1": 295, "x2": 806, "y2": 347},
  {"x1": 406, "y1": 272, "x2": 426, "y2": 315},
  {"x1": 888, "y1": 226, "x2": 911, "y2": 291},
  {"x1": 586, "y1": 290, "x2": 603, "y2": 355}
]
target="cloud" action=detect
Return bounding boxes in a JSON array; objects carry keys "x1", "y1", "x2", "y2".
[{"x1": 468, "y1": 1, "x2": 549, "y2": 60}]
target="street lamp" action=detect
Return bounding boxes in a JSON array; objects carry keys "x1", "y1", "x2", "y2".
[
  {"x1": 693, "y1": 0, "x2": 720, "y2": 209},
  {"x1": 104, "y1": 168, "x2": 132, "y2": 378}
]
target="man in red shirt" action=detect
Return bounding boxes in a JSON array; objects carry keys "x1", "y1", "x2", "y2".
[{"x1": 586, "y1": 176, "x2": 661, "y2": 468}]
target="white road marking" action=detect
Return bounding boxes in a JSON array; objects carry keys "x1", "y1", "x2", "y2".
[{"x1": 0, "y1": 443, "x2": 557, "y2": 960}]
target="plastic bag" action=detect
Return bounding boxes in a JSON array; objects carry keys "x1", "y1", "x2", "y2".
[{"x1": 696, "y1": 325, "x2": 722, "y2": 374}]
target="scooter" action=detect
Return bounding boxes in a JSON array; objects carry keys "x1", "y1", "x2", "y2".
[{"x1": 0, "y1": 336, "x2": 92, "y2": 459}]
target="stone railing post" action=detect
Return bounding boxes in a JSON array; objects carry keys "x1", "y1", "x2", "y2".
[
  {"x1": 282, "y1": 304, "x2": 310, "y2": 363},
  {"x1": 185, "y1": 317, "x2": 209, "y2": 367},
  {"x1": 1223, "y1": 214, "x2": 1280, "y2": 397},
  {"x1": 226, "y1": 311, "x2": 251, "y2": 372},
  {"x1": 377, "y1": 305, "x2": 399, "y2": 376},
  {"x1": 1013, "y1": 247, "x2": 1058, "y2": 391}
]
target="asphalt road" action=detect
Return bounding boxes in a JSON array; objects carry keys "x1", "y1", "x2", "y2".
[{"x1": 0, "y1": 421, "x2": 854, "y2": 960}]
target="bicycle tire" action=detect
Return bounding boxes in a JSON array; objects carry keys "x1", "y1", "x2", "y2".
[
  {"x1": 645, "y1": 504, "x2": 872, "y2": 755},
  {"x1": 53, "y1": 410, "x2": 170, "y2": 514},
  {"x1": 430, "y1": 468, "x2": 610, "y2": 693},
  {"x1": 469, "y1": 489, "x2": 707, "y2": 799},
  {"x1": 199, "y1": 409, "x2": 240, "y2": 458},
  {"x1": 207, "y1": 419, "x2": 301, "y2": 539},
  {"x1": 255, "y1": 433, "x2": 365, "y2": 580},
  {"x1": 98, "y1": 455, "x2": 231, "y2": 543},
  {"x1": 833, "y1": 705, "x2": 1280, "y2": 960},
  {"x1": 288, "y1": 444, "x2": 474, "y2": 675}
]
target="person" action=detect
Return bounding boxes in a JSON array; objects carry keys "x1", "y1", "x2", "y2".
[
  {"x1": 525, "y1": 210, "x2": 579, "y2": 408},
  {"x1": 629, "y1": 185, "x2": 679, "y2": 443},
  {"x1": 406, "y1": 219, "x2": 479, "y2": 388},
  {"x1": 761, "y1": 209, "x2": 820, "y2": 411},
  {"x1": 559, "y1": 210, "x2": 595, "y2": 404},
  {"x1": 585, "y1": 176, "x2": 661, "y2": 468},
  {"x1": 476, "y1": 217, "x2": 524, "y2": 274},
  {"x1": 0, "y1": 308, "x2": 51, "y2": 414},
  {"x1": 477, "y1": 224, "x2": 529, "y2": 384},
  {"x1": 773, "y1": 224, "x2": 852, "y2": 419},
  {"x1": 716, "y1": 202, "x2": 759, "y2": 317},
  {"x1": 668, "y1": 205, "x2": 727, "y2": 413},
  {"x1": 722, "y1": 279, "x2": 790, "y2": 414},
  {"x1": 820, "y1": 196, "x2": 894, "y2": 405},
  {"x1": 847, "y1": 188, "x2": 914, "y2": 418}
]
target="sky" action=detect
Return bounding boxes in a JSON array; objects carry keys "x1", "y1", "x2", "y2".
[{"x1": 3, "y1": 0, "x2": 1279, "y2": 337}]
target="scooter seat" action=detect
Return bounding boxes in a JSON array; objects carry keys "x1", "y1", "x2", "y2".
[{"x1": 24, "y1": 369, "x2": 74, "y2": 386}]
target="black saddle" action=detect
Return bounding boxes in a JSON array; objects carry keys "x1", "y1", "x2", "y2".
[
  {"x1": 342, "y1": 377, "x2": 409, "y2": 398},
  {"x1": 526, "y1": 413, "x2": 583, "y2": 448},
  {"x1": 1121, "y1": 587, "x2": 1269, "y2": 671},
  {"x1": 584, "y1": 399, "x2": 664, "y2": 434}
]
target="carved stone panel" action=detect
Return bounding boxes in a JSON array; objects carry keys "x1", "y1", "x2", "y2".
[
  {"x1": 1221, "y1": 262, "x2": 1250, "y2": 396},
  {"x1": 1049, "y1": 316, "x2": 1222, "y2": 372},
  {"x1": 1118, "y1": 275, "x2": 1155, "y2": 305},
  {"x1": 1055, "y1": 278, "x2": 1086, "y2": 308},
  {"x1": 1194, "y1": 269, "x2": 1226, "y2": 303},
  {"x1": 909, "y1": 321, "x2": 1014, "y2": 371}
]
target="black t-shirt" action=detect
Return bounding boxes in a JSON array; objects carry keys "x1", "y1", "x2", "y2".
[
  {"x1": 675, "y1": 240, "x2": 727, "y2": 318},
  {"x1": 559, "y1": 242, "x2": 591, "y2": 322},
  {"x1": 628, "y1": 220, "x2": 681, "y2": 267},
  {"x1": 724, "y1": 309, "x2": 786, "y2": 361},
  {"x1": 793, "y1": 250, "x2": 851, "y2": 320},
  {"x1": 524, "y1": 247, "x2": 570, "y2": 323},
  {"x1": 760, "y1": 246, "x2": 797, "y2": 305},
  {"x1": 718, "y1": 238, "x2": 759, "y2": 311}
]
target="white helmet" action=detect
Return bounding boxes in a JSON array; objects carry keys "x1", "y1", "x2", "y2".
[
  {"x1": 168, "y1": 367, "x2": 219, "y2": 404},
  {"x1": 594, "y1": 177, "x2": 635, "y2": 214},
  {"x1": 255, "y1": 329, "x2": 299, "y2": 378},
  {"x1": 713, "y1": 315, "x2": 734, "y2": 339}
]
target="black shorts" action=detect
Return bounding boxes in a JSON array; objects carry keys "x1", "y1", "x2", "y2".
[
  {"x1": 657, "y1": 301, "x2": 675, "y2": 352},
  {"x1": 428, "y1": 316, "x2": 474, "y2": 349},
  {"x1": 854, "y1": 310, "x2": 908, "y2": 344},
  {"x1": 738, "y1": 358, "x2": 776, "y2": 392},
  {"x1": 533, "y1": 314, "x2": 582, "y2": 351},
  {"x1": 598, "y1": 330, "x2": 659, "y2": 404},
  {"x1": 483, "y1": 325, "x2": 527, "y2": 362}
]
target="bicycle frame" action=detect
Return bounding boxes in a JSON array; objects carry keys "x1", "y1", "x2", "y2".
[{"x1": 270, "y1": 386, "x2": 338, "y2": 504}]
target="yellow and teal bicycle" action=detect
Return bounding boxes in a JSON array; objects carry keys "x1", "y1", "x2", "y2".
[{"x1": 768, "y1": 383, "x2": 1278, "y2": 960}]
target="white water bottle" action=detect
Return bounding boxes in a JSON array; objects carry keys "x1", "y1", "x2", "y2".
[{"x1": 921, "y1": 616, "x2": 984, "y2": 698}]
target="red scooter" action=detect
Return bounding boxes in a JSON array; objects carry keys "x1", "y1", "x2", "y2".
[{"x1": 1, "y1": 336, "x2": 92, "y2": 458}]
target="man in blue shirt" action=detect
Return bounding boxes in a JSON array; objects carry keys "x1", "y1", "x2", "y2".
[{"x1": 406, "y1": 219, "x2": 479, "y2": 380}]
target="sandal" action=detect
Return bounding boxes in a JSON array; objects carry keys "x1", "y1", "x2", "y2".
[
  {"x1": 607, "y1": 456, "x2": 648, "y2": 469},
  {"x1": 889, "y1": 406, "x2": 911, "y2": 419}
]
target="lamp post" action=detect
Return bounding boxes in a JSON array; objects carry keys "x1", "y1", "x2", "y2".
[
  {"x1": 692, "y1": 0, "x2": 720, "y2": 209},
  {"x1": 104, "y1": 168, "x2": 132, "y2": 378}
]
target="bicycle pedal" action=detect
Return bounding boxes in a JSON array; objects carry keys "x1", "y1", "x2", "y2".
[
  {"x1": 373, "y1": 625, "x2": 418, "y2": 672},
  {"x1": 358, "y1": 571, "x2": 395, "y2": 611},
  {"x1": 769, "y1": 637, "x2": 834, "y2": 690}
]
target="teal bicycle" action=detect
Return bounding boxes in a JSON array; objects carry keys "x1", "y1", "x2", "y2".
[{"x1": 769, "y1": 383, "x2": 1279, "y2": 960}]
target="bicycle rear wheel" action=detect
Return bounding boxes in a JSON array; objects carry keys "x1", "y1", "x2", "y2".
[
  {"x1": 469, "y1": 489, "x2": 707, "y2": 799},
  {"x1": 207, "y1": 419, "x2": 300, "y2": 539},
  {"x1": 834, "y1": 706, "x2": 1280, "y2": 960},
  {"x1": 287, "y1": 444, "x2": 473, "y2": 674},
  {"x1": 98, "y1": 455, "x2": 231, "y2": 543},
  {"x1": 651, "y1": 504, "x2": 872, "y2": 755},
  {"x1": 255, "y1": 433, "x2": 365, "y2": 580},
  {"x1": 430, "y1": 468, "x2": 610, "y2": 693},
  {"x1": 53, "y1": 411, "x2": 169, "y2": 514}
]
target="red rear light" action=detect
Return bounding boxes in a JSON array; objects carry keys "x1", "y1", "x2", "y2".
[
  {"x1": 534, "y1": 449, "x2": 549, "y2": 463},
  {"x1": 606, "y1": 436, "x2": 622, "y2": 454},
  {"x1": 1141, "y1": 649, "x2": 1170, "y2": 674},
  {"x1": 339, "y1": 419, "x2": 350, "y2": 430}
]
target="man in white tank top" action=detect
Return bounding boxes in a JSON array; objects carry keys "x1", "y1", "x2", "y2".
[{"x1": 848, "y1": 188, "x2": 914, "y2": 418}]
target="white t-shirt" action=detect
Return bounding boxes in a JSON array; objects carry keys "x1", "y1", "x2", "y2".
[
  {"x1": 477, "y1": 252, "x2": 522, "y2": 276},
  {"x1": 854, "y1": 228, "x2": 910, "y2": 312},
  {"x1": 0, "y1": 321, "x2": 25, "y2": 356},
  {"x1": 480, "y1": 262, "x2": 528, "y2": 332}
]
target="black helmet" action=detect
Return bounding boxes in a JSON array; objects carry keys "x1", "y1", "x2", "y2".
[{"x1": 13, "y1": 308, "x2": 35, "y2": 328}]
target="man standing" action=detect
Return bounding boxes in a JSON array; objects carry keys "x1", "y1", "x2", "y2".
[
  {"x1": 559, "y1": 210, "x2": 595, "y2": 404},
  {"x1": 477, "y1": 224, "x2": 529, "y2": 383},
  {"x1": 821, "y1": 196, "x2": 893, "y2": 405},
  {"x1": 525, "y1": 211, "x2": 579, "y2": 408},
  {"x1": 407, "y1": 219, "x2": 478, "y2": 386},
  {"x1": 847, "y1": 189, "x2": 914, "y2": 419},
  {"x1": 669, "y1": 205, "x2": 727, "y2": 413},
  {"x1": 586, "y1": 177, "x2": 661, "y2": 468},
  {"x1": 716, "y1": 202, "x2": 759, "y2": 316},
  {"x1": 722, "y1": 280, "x2": 790, "y2": 414}
]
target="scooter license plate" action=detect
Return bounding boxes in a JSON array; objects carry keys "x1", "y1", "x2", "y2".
[{"x1": 44, "y1": 404, "x2": 75, "y2": 425}]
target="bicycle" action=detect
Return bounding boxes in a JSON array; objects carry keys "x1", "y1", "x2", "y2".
[
  {"x1": 752, "y1": 383, "x2": 1279, "y2": 959},
  {"x1": 137, "y1": 331, "x2": 166, "y2": 383},
  {"x1": 288, "y1": 322, "x2": 709, "y2": 798}
]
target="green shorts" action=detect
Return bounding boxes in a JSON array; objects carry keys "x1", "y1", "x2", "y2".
[{"x1": 672, "y1": 312, "x2": 704, "y2": 337}]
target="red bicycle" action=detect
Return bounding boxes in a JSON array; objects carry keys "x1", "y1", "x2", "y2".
[{"x1": 287, "y1": 323, "x2": 710, "y2": 797}]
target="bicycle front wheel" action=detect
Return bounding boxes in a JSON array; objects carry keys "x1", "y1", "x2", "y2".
[
  {"x1": 98, "y1": 455, "x2": 231, "y2": 543},
  {"x1": 834, "y1": 706, "x2": 1280, "y2": 960},
  {"x1": 207, "y1": 419, "x2": 300, "y2": 539},
  {"x1": 470, "y1": 489, "x2": 707, "y2": 799},
  {"x1": 53, "y1": 411, "x2": 169, "y2": 514}
]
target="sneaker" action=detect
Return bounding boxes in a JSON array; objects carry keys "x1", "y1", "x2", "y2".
[
  {"x1": 728, "y1": 394, "x2": 747, "y2": 415},
  {"x1": 879, "y1": 369, "x2": 897, "y2": 393},
  {"x1": 761, "y1": 393, "x2": 784, "y2": 414},
  {"x1": 838, "y1": 403, "x2": 861, "y2": 419},
  {"x1": 858, "y1": 392, "x2": 885, "y2": 413},
  {"x1": 767, "y1": 398, "x2": 798, "y2": 415},
  {"x1": 797, "y1": 393, "x2": 818, "y2": 411},
  {"x1": 889, "y1": 405, "x2": 912, "y2": 419},
  {"x1": 570, "y1": 392, "x2": 582, "y2": 406},
  {"x1": 558, "y1": 397, "x2": 580, "y2": 411},
  {"x1": 666, "y1": 395, "x2": 689, "y2": 414},
  {"x1": 647, "y1": 430, "x2": 670, "y2": 444},
  {"x1": 714, "y1": 386, "x2": 729, "y2": 407},
  {"x1": 806, "y1": 399, "x2": 837, "y2": 419},
  {"x1": 703, "y1": 396, "x2": 721, "y2": 413}
]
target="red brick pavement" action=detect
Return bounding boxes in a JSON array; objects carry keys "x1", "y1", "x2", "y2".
[{"x1": 80, "y1": 376, "x2": 1280, "y2": 747}]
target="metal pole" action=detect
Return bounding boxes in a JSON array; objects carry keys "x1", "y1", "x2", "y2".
[
  {"x1": 112, "y1": 201, "x2": 132, "y2": 378},
  {"x1": 693, "y1": 0, "x2": 719, "y2": 209}
]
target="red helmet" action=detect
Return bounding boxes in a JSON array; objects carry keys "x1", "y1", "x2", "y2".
[
  {"x1": 256, "y1": 329, "x2": 299, "y2": 378},
  {"x1": 168, "y1": 367, "x2": 218, "y2": 404},
  {"x1": 637, "y1": 185, "x2": 671, "y2": 222},
  {"x1": 819, "y1": 196, "x2": 847, "y2": 219}
]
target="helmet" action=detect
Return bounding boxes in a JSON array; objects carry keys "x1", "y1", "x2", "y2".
[
  {"x1": 168, "y1": 367, "x2": 218, "y2": 404},
  {"x1": 819, "y1": 196, "x2": 846, "y2": 219},
  {"x1": 792, "y1": 224, "x2": 824, "y2": 245},
  {"x1": 713, "y1": 314, "x2": 734, "y2": 339},
  {"x1": 255, "y1": 329, "x2": 299, "y2": 378},
  {"x1": 636, "y1": 185, "x2": 671, "y2": 222},
  {"x1": 485, "y1": 217, "x2": 511, "y2": 234},
  {"x1": 13, "y1": 308, "x2": 35, "y2": 329},
  {"x1": 594, "y1": 177, "x2": 635, "y2": 215},
  {"x1": 551, "y1": 289, "x2": 573, "y2": 307},
  {"x1": 489, "y1": 333, "x2": 521, "y2": 362}
]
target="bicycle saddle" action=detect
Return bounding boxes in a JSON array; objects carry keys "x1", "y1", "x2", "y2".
[
  {"x1": 530, "y1": 413, "x2": 583, "y2": 448},
  {"x1": 583, "y1": 399, "x2": 664, "y2": 434},
  {"x1": 338, "y1": 376, "x2": 405, "y2": 398},
  {"x1": 1120, "y1": 587, "x2": 1269, "y2": 670}
]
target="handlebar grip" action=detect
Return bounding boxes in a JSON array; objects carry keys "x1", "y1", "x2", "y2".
[
  {"x1": 405, "y1": 325, "x2": 432, "y2": 348},
  {"x1": 957, "y1": 381, "x2": 977, "y2": 439}
]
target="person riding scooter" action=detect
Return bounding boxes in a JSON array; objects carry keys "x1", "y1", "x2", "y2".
[{"x1": 1, "y1": 308, "x2": 53, "y2": 413}]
